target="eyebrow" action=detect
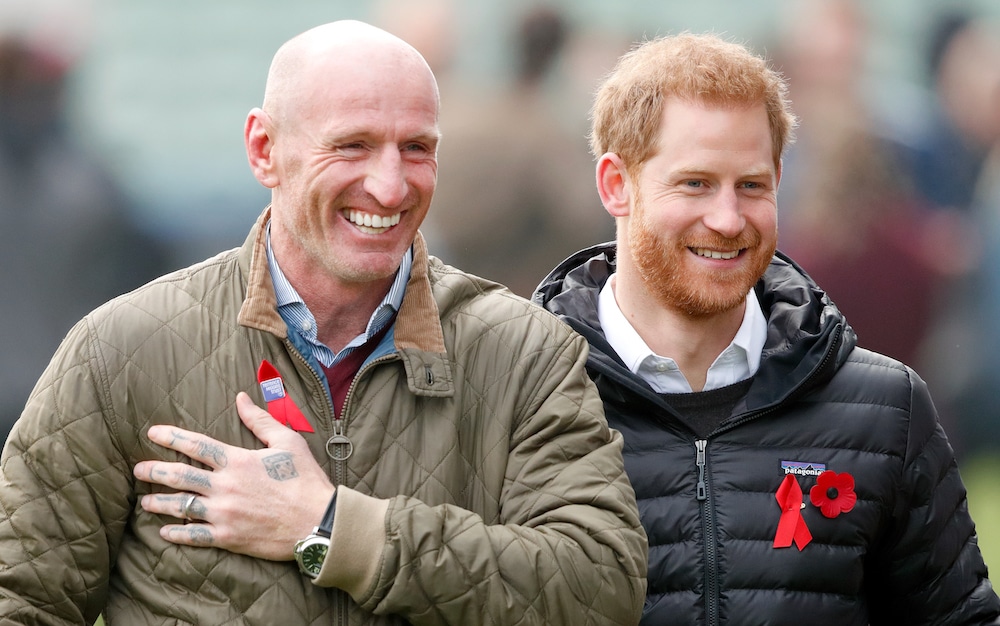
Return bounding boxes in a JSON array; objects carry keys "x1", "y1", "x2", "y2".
[
  {"x1": 740, "y1": 168, "x2": 775, "y2": 178},
  {"x1": 325, "y1": 126, "x2": 441, "y2": 147},
  {"x1": 672, "y1": 166, "x2": 774, "y2": 179},
  {"x1": 409, "y1": 131, "x2": 442, "y2": 146}
]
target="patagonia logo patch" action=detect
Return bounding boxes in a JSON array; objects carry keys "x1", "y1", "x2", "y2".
[{"x1": 781, "y1": 460, "x2": 827, "y2": 476}]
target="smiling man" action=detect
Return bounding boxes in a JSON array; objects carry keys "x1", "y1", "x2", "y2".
[
  {"x1": 0, "y1": 21, "x2": 647, "y2": 625},
  {"x1": 534, "y1": 33, "x2": 1000, "y2": 625}
]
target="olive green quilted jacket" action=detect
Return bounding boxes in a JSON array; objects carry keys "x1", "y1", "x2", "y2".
[{"x1": 0, "y1": 209, "x2": 647, "y2": 625}]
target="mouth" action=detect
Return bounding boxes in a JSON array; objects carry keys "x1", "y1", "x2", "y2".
[
  {"x1": 344, "y1": 209, "x2": 401, "y2": 234},
  {"x1": 691, "y1": 247, "x2": 742, "y2": 260}
]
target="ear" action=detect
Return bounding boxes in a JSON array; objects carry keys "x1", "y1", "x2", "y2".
[
  {"x1": 245, "y1": 108, "x2": 279, "y2": 189},
  {"x1": 596, "y1": 152, "x2": 632, "y2": 218}
]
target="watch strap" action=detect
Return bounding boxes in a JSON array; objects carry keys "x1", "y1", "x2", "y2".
[{"x1": 317, "y1": 489, "x2": 337, "y2": 538}]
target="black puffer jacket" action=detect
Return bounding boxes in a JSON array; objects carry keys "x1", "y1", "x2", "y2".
[{"x1": 534, "y1": 243, "x2": 1000, "y2": 626}]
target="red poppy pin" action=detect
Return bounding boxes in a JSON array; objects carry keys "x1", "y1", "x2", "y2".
[{"x1": 809, "y1": 470, "x2": 857, "y2": 519}]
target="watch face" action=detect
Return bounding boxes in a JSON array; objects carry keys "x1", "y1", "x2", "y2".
[{"x1": 296, "y1": 537, "x2": 329, "y2": 578}]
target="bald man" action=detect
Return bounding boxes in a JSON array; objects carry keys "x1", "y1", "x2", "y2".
[{"x1": 0, "y1": 21, "x2": 646, "y2": 625}]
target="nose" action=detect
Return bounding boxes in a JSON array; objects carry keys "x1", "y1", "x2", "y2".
[
  {"x1": 363, "y1": 147, "x2": 408, "y2": 208},
  {"x1": 702, "y1": 189, "x2": 745, "y2": 238}
]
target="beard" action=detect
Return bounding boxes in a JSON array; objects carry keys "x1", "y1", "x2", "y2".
[{"x1": 627, "y1": 195, "x2": 775, "y2": 318}]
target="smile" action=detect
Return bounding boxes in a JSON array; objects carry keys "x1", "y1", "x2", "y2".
[
  {"x1": 345, "y1": 209, "x2": 401, "y2": 234},
  {"x1": 692, "y1": 247, "x2": 741, "y2": 260}
]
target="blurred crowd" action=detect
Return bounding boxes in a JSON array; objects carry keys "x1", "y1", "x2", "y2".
[
  {"x1": 771, "y1": 0, "x2": 1000, "y2": 460},
  {"x1": 0, "y1": 1, "x2": 170, "y2": 441},
  {"x1": 2, "y1": 0, "x2": 1000, "y2": 464}
]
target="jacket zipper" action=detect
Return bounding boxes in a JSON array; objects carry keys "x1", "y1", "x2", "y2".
[
  {"x1": 695, "y1": 439, "x2": 720, "y2": 626},
  {"x1": 289, "y1": 342, "x2": 393, "y2": 626},
  {"x1": 326, "y1": 353, "x2": 396, "y2": 480},
  {"x1": 327, "y1": 352, "x2": 397, "y2": 626},
  {"x1": 688, "y1": 325, "x2": 845, "y2": 626}
]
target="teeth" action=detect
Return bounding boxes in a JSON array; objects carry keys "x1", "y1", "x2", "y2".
[
  {"x1": 694, "y1": 248, "x2": 739, "y2": 260},
  {"x1": 346, "y1": 210, "x2": 401, "y2": 233}
]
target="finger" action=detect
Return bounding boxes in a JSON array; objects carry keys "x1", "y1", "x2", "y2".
[
  {"x1": 139, "y1": 491, "x2": 207, "y2": 521},
  {"x1": 160, "y1": 523, "x2": 215, "y2": 547},
  {"x1": 134, "y1": 459, "x2": 213, "y2": 492},
  {"x1": 182, "y1": 494, "x2": 207, "y2": 520},
  {"x1": 146, "y1": 425, "x2": 230, "y2": 469},
  {"x1": 236, "y1": 392, "x2": 304, "y2": 449}
]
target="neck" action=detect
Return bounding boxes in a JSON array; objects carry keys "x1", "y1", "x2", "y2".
[
  {"x1": 304, "y1": 277, "x2": 393, "y2": 354},
  {"x1": 611, "y1": 273, "x2": 745, "y2": 392},
  {"x1": 278, "y1": 255, "x2": 394, "y2": 354}
]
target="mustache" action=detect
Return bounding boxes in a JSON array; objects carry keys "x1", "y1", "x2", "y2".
[{"x1": 680, "y1": 229, "x2": 762, "y2": 251}]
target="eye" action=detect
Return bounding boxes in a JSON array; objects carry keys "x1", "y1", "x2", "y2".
[
  {"x1": 401, "y1": 141, "x2": 438, "y2": 163},
  {"x1": 739, "y1": 180, "x2": 772, "y2": 195},
  {"x1": 402, "y1": 142, "x2": 435, "y2": 156},
  {"x1": 684, "y1": 180, "x2": 704, "y2": 188}
]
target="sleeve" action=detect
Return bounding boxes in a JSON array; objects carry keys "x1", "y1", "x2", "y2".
[
  {"x1": 867, "y1": 367, "x2": 1000, "y2": 625},
  {"x1": 321, "y1": 330, "x2": 648, "y2": 625},
  {"x1": 0, "y1": 318, "x2": 130, "y2": 625}
]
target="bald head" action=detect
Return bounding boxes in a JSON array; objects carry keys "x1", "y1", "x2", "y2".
[
  {"x1": 243, "y1": 19, "x2": 441, "y2": 295},
  {"x1": 262, "y1": 20, "x2": 439, "y2": 127}
]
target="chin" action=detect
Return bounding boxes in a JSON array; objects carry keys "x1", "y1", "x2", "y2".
[
  {"x1": 656, "y1": 268, "x2": 757, "y2": 318},
  {"x1": 347, "y1": 254, "x2": 406, "y2": 282},
  {"x1": 677, "y1": 295, "x2": 747, "y2": 318}
]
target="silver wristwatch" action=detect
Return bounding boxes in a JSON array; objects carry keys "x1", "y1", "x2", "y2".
[{"x1": 293, "y1": 490, "x2": 337, "y2": 579}]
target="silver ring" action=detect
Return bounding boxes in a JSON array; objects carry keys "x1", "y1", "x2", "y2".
[{"x1": 181, "y1": 494, "x2": 198, "y2": 520}]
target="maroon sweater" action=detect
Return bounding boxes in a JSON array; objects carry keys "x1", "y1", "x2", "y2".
[{"x1": 320, "y1": 322, "x2": 392, "y2": 419}]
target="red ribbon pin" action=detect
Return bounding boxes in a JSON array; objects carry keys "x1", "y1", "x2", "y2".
[
  {"x1": 773, "y1": 474, "x2": 812, "y2": 550},
  {"x1": 257, "y1": 360, "x2": 314, "y2": 433}
]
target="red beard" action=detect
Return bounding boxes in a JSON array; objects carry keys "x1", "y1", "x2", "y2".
[{"x1": 627, "y1": 197, "x2": 775, "y2": 318}]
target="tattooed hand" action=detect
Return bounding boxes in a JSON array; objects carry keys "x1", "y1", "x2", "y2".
[{"x1": 133, "y1": 392, "x2": 335, "y2": 561}]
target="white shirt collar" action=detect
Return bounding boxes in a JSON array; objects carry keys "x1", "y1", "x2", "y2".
[{"x1": 597, "y1": 274, "x2": 767, "y2": 393}]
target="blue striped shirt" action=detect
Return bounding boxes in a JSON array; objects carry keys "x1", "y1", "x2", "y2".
[{"x1": 265, "y1": 223, "x2": 410, "y2": 368}]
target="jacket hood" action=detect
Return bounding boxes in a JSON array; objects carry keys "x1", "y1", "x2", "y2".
[{"x1": 532, "y1": 243, "x2": 858, "y2": 419}]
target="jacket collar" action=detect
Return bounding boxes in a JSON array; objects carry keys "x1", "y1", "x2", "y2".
[
  {"x1": 237, "y1": 206, "x2": 449, "y2": 361},
  {"x1": 534, "y1": 243, "x2": 855, "y2": 412}
]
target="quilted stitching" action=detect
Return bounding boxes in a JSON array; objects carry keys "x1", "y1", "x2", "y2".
[{"x1": 0, "y1": 242, "x2": 645, "y2": 625}]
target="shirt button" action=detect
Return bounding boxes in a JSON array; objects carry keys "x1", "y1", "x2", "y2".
[
  {"x1": 300, "y1": 320, "x2": 313, "y2": 332},
  {"x1": 656, "y1": 362, "x2": 669, "y2": 372}
]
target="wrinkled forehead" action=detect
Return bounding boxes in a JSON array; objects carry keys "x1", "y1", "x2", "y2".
[{"x1": 293, "y1": 52, "x2": 440, "y2": 132}]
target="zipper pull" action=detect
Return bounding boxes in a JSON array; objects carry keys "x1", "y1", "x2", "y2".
[
  {"x1": 695, "y1": 439, "x2": 707, "y2": 501},
  {"x1": 325, "y1": 419, "x2": 354, "y2": 461}
]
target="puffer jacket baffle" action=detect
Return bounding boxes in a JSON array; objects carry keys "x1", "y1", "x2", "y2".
[{"x1": 534, "y1": 242, "x2": 1000, "y2": 626}]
